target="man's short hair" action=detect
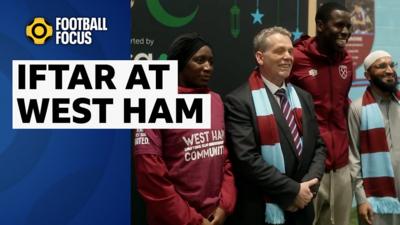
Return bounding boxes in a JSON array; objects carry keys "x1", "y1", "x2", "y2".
[
  {"x1": 253, "y1": 26, "x2": 291, "y2": 53},
  {"x1": 315, "y1": 2, "x2": 348, "y2": 23}
]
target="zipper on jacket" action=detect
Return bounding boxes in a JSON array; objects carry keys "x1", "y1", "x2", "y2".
[{"x1": 328, "y1": 60, "x2": 335, "y2": 170}]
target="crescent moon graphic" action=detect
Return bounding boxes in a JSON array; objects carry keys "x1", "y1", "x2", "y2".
[{"x1": 146, "y1": 0, "x2": 198, "y2": 27}]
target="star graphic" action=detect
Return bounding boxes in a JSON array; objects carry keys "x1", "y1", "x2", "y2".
[
  {"x1": 292, "y1": 27, "x2": 303, "y2": 41},
  {"x1": 251, "y1": 9, "x2": 264, "y2": 24}
]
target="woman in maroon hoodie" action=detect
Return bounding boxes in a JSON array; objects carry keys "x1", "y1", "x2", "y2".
[{"x1": 133, "y1": 33, "x2": 236, "y2": 225}]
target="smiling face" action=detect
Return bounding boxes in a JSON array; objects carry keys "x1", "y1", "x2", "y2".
[
  {"x1": 255, "y1": 33, "x2": 293, "y2": 86},
  {"x1": 179, "y1": 45, "x2": 214, "y2": 88},
  {"x1": 317, "y1": 9, "x2": 352, "y2": 53},
  {"x1": 366, "y1": 56, "x2": 399, "y2": 93}
]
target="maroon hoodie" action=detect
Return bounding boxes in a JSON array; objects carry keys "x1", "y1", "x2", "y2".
[
  {"x1": 289, "y1": 35, "x2": 354, "y2": 171},
  {"x1": 134, "y1": 88, "x2": 236, "y2": 225}
]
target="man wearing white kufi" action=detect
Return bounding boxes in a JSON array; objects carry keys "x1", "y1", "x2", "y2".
[{"x1": 349, "y1": 50, "x2": 400, "y2": 225}]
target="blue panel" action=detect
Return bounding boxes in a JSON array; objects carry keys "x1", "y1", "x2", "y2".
[
  {"x1": 360, "y1": 104, "x2": 384, "y2": 131},
  {"x1": 286, "y1": 84, "x2": 302, "y2": 109},
  {"x1": 361, "y1": 152, "x2": 394, "y2": 178},
  {"x1": 251, "y1": 89, "x2": 273, "y2": 116},
  {"x1": 261, "y1": 144, "x2": 285, "y2": 173},
  {"x1": 0, "y1": 1, "x2": 130, "y2": 225}
]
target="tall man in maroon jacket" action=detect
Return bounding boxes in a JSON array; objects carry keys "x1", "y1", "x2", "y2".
[{"x1": 289, "y1": 2, "x2": 354, "y2": 225}]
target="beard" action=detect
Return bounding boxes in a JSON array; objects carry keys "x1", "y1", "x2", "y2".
[{"x1": 370, "y1": 72, "x2": 399, "y2": 93}]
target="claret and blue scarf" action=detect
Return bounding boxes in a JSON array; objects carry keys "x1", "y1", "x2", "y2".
[
  {"x1": 360, "y1": 86, "x2": 400, "y2": 214},
  {"x1": 248, "y1": 69, "x2": 303, "y2": 224}
]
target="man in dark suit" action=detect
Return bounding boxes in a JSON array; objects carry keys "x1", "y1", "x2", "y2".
[{"x1": 225, "y1": 26, "x2": 326, "y2": 225}]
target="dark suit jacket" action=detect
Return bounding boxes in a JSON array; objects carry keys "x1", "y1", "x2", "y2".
[{"x1": 224, "y1": 81, "x2": 326, "y2": 225}]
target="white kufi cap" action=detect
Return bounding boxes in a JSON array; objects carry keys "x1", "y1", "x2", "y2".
[{"x1": 363, "y1": 50, "x2": 391, "y2": 70}]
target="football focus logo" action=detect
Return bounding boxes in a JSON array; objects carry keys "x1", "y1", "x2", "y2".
[{"x1": 26, "y1": 18, "x2": 53, "y2": 45}]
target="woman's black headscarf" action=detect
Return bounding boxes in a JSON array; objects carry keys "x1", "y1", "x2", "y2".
[{"x1": 167, "y1": 33, "x2": 211, "y2": 73}]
